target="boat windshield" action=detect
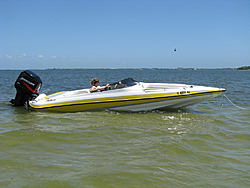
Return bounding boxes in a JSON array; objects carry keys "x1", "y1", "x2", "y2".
[{"x1": 109, "y1": 78, "x2": 137, "y2": 90}]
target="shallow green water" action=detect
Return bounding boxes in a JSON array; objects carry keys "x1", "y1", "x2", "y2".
[{"x1": 0, "y1": 69, "x2": 249, "y2": 187}]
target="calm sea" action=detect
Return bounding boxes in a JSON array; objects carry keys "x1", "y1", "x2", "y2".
[{"x1": 0, "y1": 69, "x2": 249, "y2": 188}]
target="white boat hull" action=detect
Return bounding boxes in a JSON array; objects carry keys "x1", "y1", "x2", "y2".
[
  {"x1": 28, "y1": 80, "x2": 226, "y2": 112},
  {"x1": 110, "y1": 91, "x2": 222, "y2": 111}
]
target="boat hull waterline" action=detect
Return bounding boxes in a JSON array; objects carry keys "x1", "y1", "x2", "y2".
[{"x1": 29, "y1": 81, "x2": 226, "y2": 112}]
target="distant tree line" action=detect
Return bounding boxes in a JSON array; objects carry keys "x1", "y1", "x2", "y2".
[{"x1": 237, "y1": 66, "x2": 250, "y2": 70}]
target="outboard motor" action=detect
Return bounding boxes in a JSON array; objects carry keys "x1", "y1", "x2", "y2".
[{"x1": 10, "y1": 70, "x2": 42, "y2": 106}]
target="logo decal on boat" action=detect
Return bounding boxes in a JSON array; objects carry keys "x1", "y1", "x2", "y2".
[
  {"x1": 177, "y1": 91, "x2": 190, "y2": 95},
  {"x1": 19, "y1": 77, "x2": 35, "y2": 86}
]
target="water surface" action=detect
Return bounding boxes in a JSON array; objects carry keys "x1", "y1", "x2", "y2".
[{"x1": 0, "y1": 69, "x2": 249, "y2": 187}]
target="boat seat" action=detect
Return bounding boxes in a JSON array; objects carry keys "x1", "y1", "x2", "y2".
[
  {"x1": 73, "y1": 89, "x2": 90, "y2": 95},
  {"x1": 62, "y1": 89, "x2": 90, "y2": 97}
]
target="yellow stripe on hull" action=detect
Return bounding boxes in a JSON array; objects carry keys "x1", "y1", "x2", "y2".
[{"x1": 29, "y1": 90, "x2": 224, "y2": 112}]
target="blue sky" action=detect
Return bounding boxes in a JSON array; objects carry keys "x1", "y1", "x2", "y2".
[{"x1": 0, "y1": 0, "x2": 249, "y2": 69}]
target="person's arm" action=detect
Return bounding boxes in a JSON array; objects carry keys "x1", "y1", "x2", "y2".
[
  {"x1": 99, "y1": 84, "x2": 110, "y2": 91},
  {"x1": 90, "y1": 86, "x2": 98, "y2": 92},
  {"x1": 90, "y1": 84, "x2": 110, "y2": 92}
]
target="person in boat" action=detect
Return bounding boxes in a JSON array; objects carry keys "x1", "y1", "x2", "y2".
[{"x1": 90, "y1": 78, "x2": 109, "y2": 92}]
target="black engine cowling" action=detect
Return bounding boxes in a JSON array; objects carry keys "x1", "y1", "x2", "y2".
[{"x1": 10, "y1": 70, "x2": 42, "y2": 106}]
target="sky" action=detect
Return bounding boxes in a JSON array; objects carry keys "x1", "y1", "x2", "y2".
[{"x1": 0, "y1": 0, "x2": 249, "y2": 69}]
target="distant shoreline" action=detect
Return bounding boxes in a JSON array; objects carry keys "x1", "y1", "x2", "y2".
[
  {"x1": 236, "y1": 66, "x2": 250, "y2": 70},
  {"x1": 0, "y1": 67, "x2": 245, "y2": 71}
]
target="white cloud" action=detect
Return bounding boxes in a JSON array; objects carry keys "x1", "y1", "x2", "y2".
[
  {"x1": 17, "y1": 53, "x2": 27, "y2": 58},
  {"x1": 6, "y1": 55, "x2": 12, "y2": 58},
  {"x1": 1, "y1": 53, "x2": 69, "y2": 59},
  {"x1": 37, "y1": 55, "x2": 44, "y2": 58}
]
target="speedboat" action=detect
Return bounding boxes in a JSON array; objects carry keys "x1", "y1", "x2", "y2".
[{"x1": 11, "y1": 70, "x2": 226, "y2": 112}]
